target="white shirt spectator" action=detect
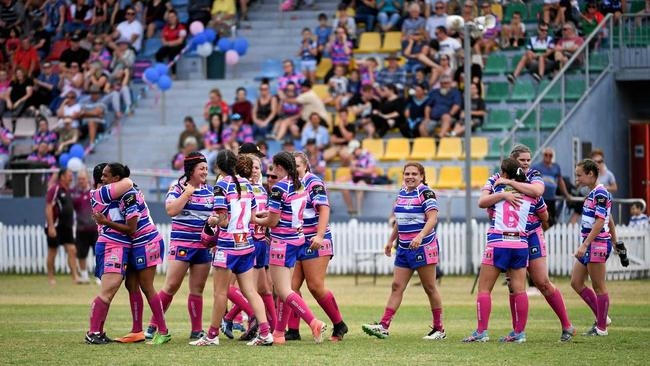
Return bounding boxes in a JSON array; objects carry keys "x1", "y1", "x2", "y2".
[
  {"x1": 426, "y1": 14, "x2": 448, "y2": 39},
  {"x1": 116, "y1": 19, "x2": 144, "y2": 51},
  {"x1": 630, "y1": 214, "x2": 649, "y2": 228},
  {"x1": 439, "y1": 36, "x2": 461, "y2": 54},
  {"x1": 59, "y1": 104, "x2": 82, "y2": 128}
]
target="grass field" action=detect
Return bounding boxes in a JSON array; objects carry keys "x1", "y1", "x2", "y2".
[{"x1": 1, "y1": 274, "x2": 649, "y2": 365}]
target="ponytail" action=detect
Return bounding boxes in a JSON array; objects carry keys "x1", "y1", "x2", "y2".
[
  {"x1": 273, "y1": 151, "x2": 302, "y2": 190},
  {"x1": 501, "y1": 158, "x2": 527, "y2": 182},
  {"x1": 106, "y1": 162, "x2": 131, "y2": 179},
  {"x1": 216, "y1": 150, "x2": 241, "y2": 198}
]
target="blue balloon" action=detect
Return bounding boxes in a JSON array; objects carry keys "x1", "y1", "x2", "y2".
[
  {"x1": 233, "y1": 38, "x2": 249, "y2": 56},
  {"x1": 59, "y1": 153, "x2": 71, "y2": 168},
  {"x1": 154, "y1": 63, "x2": 169, "y2": 76},
  {"x1": 204, "y1": 29, "x2": 217, "y2": 43},
  {"x1": 192, "y1": 33, "x2": 207, "y2": 46},
  {"x1": 144, "y1": 67, "x2": 160, "y2": 83},
  {"x1": 70, "y1": 144, "x2": 85, "y2": 159},
  {"x1": 217, "y1": 37, "x2": 233, "y2": 51},
  {"x1": 158, "y1": 75, "x2": 173, "y2": 91}
]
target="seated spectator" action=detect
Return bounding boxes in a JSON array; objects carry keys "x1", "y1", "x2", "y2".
[
  {"x1": 173, "y1": 136, "x2": 199, "y2": 170},
  {"x1": 635, "y1": 0, "x2": 650, "y2": 25},
  {"x1": 298, "y1": 28, "x2": 318, "y2": 84},
  {"x1": 56, "y1": 62, "x2": 84, "y2": 114},
  {"x1": 354, "y1": 0, "x2": 377, "y2": 32},
  {"x1": 222, "y1": 113, "x2": 253, "y2": 151},
  {"x1": 404, "y1": 82, "x2": 429, "y2": 138},
  {"x1": 277, "y1": 60, "x2": 305, "y2": 97},
  {"x1": 327, "y1": 64, "x2": 350, "y2": 109},
  {"x1": 474, "y1": 1, "x2": 501, "y2": 57},
  {"x1": 231, "y1": 87, "x2": 252, "y2": 125},
  {"x1": 579, "y1": 3, "x2": 605, "y2": 40},
  {"x1": 454, "y1": 49, "x2": 483, "y2": 92},
  {"x1": 409, "y1": 68, "x2": 428, "y2": 89},
  {"x1": 32, "y1": 116, "x2": 57, "y2": 153},
  {"x1": 0, "y1": 0, "x2": 24, "y2": 34},
  {"x1": 144, "y1": 0, "x2": 170, "y2": 38},
  {"x1": 332, "y1": 4, "x2": 357, "y2": 47},
  {"x1": 252, "y1": 81, "x2": 278, "y2": 140},
  {"x1": 90, "y1": 0, "x2": 111, "y2": 35},
  {"x1": 435, "y1": 26, "x2": 461, "y2": 56},
  {"x1": 28, "y1": 142, "x2": 57, "y2": 168},
  {"x1": 348, "y1": 84, "x2": 380, "y2": 133},
  {"x1": 461, "y1": 1, "x2": 477, "y2": 26},
  {"x1": 304, "y1": 139, "x2": 326, "y2": 179},
  {"x1": 0, "y1": 70, "x2": 9, "y2": 99},
  {"x1": 420, "y1": 75, "x2": 461, "y2": 138},
  {"x1": 155, "y1": 9, "x2": 186, "y2": 76},
  {"x1": 314, "y1": 13, "x2": 333, "y2": 61},
  {"x1": 452, "y1": 82, "x2": 485, "y2": 136},
  {"x1": 59, "y1": 33, "x2": 90, "y2": 71},
  {"x1": 293, "y1": 79, "x2": 331, "y2": 129},
  {"x1": 107, "y1": 42, "x2": 134, "y2": 117},
  {"x1": 543, "y1": 0, "x2": 565, "y2": 27},
  {"x1": 43, "y1": 0, "x2": 67, "y2": 39},
  {"x1": 203, "y1": 88, "x2": 229, "y2": 122},
  {"x1": 347, "y1": 69, "x2": 363, "y2": 98},
  {"x1": 377, "y1": 53, "x2": 406, "y2": 87},
  {"x1": 402, "y1": 2, "x2": 426, "y2": 38},
  {"x1": 57, "y1": 91, "x2": 82, "y2": 127},
  {"x1": 80, "y1": 90, "x2": 106, "y2": 150},
  {"x1": 188, "y1": 0, "x2": 212, "y2": 25},
  {"x1": 272, "y1": 82, "x2": 302, "y2": 141},
  {"x1": 403, "y1": 30, "x2": 430, "y2": 74},
  {"x1": 55, "y1": 118, "x2": 79, "y2": 155},
  {"x1": 84, "y1": 61, "x2": 111, "y2": 95},
  {"x1": 113, "y1": 6, "x2": 143, "y2": 52},
  {"x1": 501, "y1": 11, "x2": 526, "y2": 48},
  {"x1": 178, "y1": 116, "x2": 204, "y2": 151},
  {"x1": 378, "y1": 0, "x2": 404, "y2": 32},
  {"x1": 0, "y1": 125, "x2": 13, "y2": 188},
  {"x1": 1, "y1": 67, "x2": 35, "y2": 122},
  {"x1": 210, "y1": 0, "x2": 236, "y2": 35},
  {"x1": 32, "y1": 62, "x2": 60, "y2": 114},
  {"x1": 301, "y1": 112, "x2": 329, "y2": 149},
  {"x1": 13, "y1": 35, "x2": 40, "y2": 77},
  {"x1": 629, "y1": 202, "x2": 648, "y2": 228},
  {"x1": 340, "y1": 140, "x2": 377, "y2": 216},
  {"x1": 66, "y1": 0, "x2": 93, "y2": 34},
  {"x1": 356, "y1": 57, "x2": 378, "y2": 86},
  {"x1": 368, "y1": 83, "x2": 405, "y2": 137},
  {"x1": 599, "y1": 0, "x2": 624, "y2": 23},
  {"x1": 554, "y1": 22, "x2": 584, "y2": 68},
  {"x1": 508, "y1": 23, "x2": 556, "y2": 83},
  {"x1": 425, "y1": 1, "x2": 448, "y2": 40},
  {"x1": 429, "y1": 53, "x2": 454, "y2": 89},
  {"x1": 325, "y1": 26, "x2": 353, "y2": 81},
  {"x1": 203, "y1": 113, "x2": 223, "y2": 170},
  {"x1": 324, "y1": 108, "x2": 356, "y2": 162}
]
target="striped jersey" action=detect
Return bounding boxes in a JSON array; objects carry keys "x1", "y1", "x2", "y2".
[
  {"x1": 267, "y1": 178, "x2": 308, "y2": 245},
  {"x1": 166, "y1": 181, "x2": 214, "y2": 248},
  {"x1": 91, "y1": 183, "x2": 131, "y2": 246},
  {"x1": 581, "y1": 184, "x2": 612, "y2": 241},
  {"x1": 120, "y1": 187, "x2": 162, "y2": 247},
  {"x1": 213, "y1": 176, "x2": 257, "y2": 252},
  {"x1": 487, "y1": 185, "x2": 546, "y2": 249},
  {"x1": 302, "y1": 172, "x2": 331, "y2": 237},
  {"x1": 250, "y1": 182, "x2": 268, "y2": 240},
  {"x1": 393, "y1": 184, "x2": 438, "y2": 249}
]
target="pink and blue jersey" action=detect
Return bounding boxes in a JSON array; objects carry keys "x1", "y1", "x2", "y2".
[
  {"x1": 267, "y1": 178, "x2": 308, "y2": 245},
  {"x1": 393, "y1": 184, "x2": 438, "y2": 249},
  {"x1": 581, "y1": 184, "x2": 612, "y2": 242},
  {"x1": 302, "y1": 172, "x2": 331, "y2": 237},
  {"x1": 166, "y1": 182, "x2": 214, "y2": 248},
  {"x1": 91, "y1": 183, "x2": 131, "y2": 246},
  {"x1": 213, "y1": 176, "x2": 257, "y2": 252},
  {"x1": 249, "y1": 182, "x2": 268, "y2": 241},
  {"x1": 120, "y1": 187, "x2": 162, "y2": 247},
  {"x1": 487, "y1": 185, "x2": 546, "y2": 249}
]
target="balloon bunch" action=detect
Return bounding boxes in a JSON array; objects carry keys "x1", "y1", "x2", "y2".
[
  {"x1": 190, "y1": 21, "x2": 218, "y2": 58},
  {"x1": 217, "y1": 37, "x2": 249, "y2": 65},
  {"x1": 59, "y1": 143, "x2": 86, "y2": 171},
  {"x1": 143, "y1": 62, "x2": 173, "y2": 91}
]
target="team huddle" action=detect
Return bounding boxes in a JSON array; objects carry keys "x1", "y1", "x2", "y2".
[{"x1": 84, "y1": 143, "x2": 616, "y2": 346}]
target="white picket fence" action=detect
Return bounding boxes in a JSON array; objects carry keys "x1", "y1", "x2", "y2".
[{"x1": 1, "y1": 222, "x2": 648, "y2": 279}]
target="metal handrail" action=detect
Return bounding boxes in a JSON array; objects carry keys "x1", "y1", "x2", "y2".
[{"x1": 499, "y1": 14, "x2": 614, "y2": 161}]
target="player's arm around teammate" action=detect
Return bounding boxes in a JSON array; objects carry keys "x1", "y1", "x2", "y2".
[{"x1": 362, "y1": 162, "x2": 445, "y2": 340}]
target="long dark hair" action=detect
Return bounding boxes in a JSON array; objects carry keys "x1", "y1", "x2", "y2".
[
  {"x1": 105, "y1": 162, "x2": 130, "y2": 179},
  {"x1": 501, "y1": 158, "x2": 527, "y2": 182},
  {"x1": 180, "y1": 151, "x2": 207, "y2": 185},
  {"x1": 216, "y1": 150, "x2": 241, "y2": 198},
  {"x1": 577, "y1": 159, "x2": 599, "y2": 178},
  {"x1": 273, "y1": 151, "x2": 302, "y2": 190},
  {"x1": 236, "y1": 154, "x2": 253, "y2": 180},
  {"x1": 93, "y1": 163, "x2": 107, "y2": 188}
]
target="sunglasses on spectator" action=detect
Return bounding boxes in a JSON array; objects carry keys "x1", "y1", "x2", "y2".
[
  {"x1": 126, "y1": 11, "x2": 135, "y2": 15},
  {"x1": 543, "y1": 153, "x2": 553, "y2": 157},
  {"x1": 594, "y1": 159, "x2": 604, "y2": 164},
  {"x1": 539, "y1": 28, "x2": 548, "y2": 32},
  {"x1": 267, "y1": 174, "x2": 278, "y2": 179},
  {"x1": 435, "y1": 6, "x2": 444, "y2": 9},
  {"x1": 563, "y1": 27, "x2": 572, "y2": 31}
]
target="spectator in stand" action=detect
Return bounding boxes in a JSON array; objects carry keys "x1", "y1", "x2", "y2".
[
  {"x1": 425, "y1": 1, "x2": 448, "y2": 40},
  {"x1": 145, "y1": 0, "x2": 170, "y2": 38},
  {"x1": 420, "y1": 75, "x2": 461, "y2": 138},
  {"x1": 155, "y1": 9, "x2": 187, "y2": 76},
  {"x1": 554, "y1": 22, "x2": 584, "y2": 68},
  {"x1": 58, "y1": 62, "x2": 84, "y2": 107},
  {"x1": 71, "y1": 170, "x2": 97, "y2": 284},
  {"x1": 188, "y1": 0, "x2": 212, "y2": 25},
  {"x1": 301, "y1": 112, "x2": 329, "y2": 149},
  {"x1": 66, "y1": 0, "x2": 93, "y2": 34},
  {"x1": 314, "y1": 12, "x2": 332, "y2": 61},
  {"x1": 531, "y1": 147, "x2": 571, "y2": 226},
  {"x1": 404, "y1": 82, "x2": 429, "y2": 138},
  {"x1": 590, "y1": 148, "x2": 618, "y2": 193},
  {"x1": 43, "y1": 0, "x2": 67, "y2": 39},
  {"x1": 348, "y1": 68, "x2": 363, "y2": 98},
  {"x1": 325, "y1": 26, "x2": 353, "y2": 82},
  {"x1": 355, "y1": 0, "x2": 377, "y2": 32},
  {"x1": 543, "y1": 0, "x2": 565, "y2": 28},
  {"x1": 178, "y1": 116, "x2": 204, "y2": 151},
  {"x1": 252, "y1": 80, "x2": 278, "y2": 140},
  {"x1": 203, "y1": 113, "x2": 223, "y2": 170},
  {"x1": 377, "y1": 0, "x2": 404, "y2": 32},
  {"x1": 57, "y1": 91, "x2": 81, "y2": 127},
  {"x1": 108, "y1": 41, "x2": 134, "y2": 117},
  {"x1": 222, "y1": 113, "x2": 253, "y2": 150},
  {"x1": 356, "y1": 57, "x2": 378, "y2": 86},
  {"x1": 113, "y1": 5, "x2": 143, "y2": 52},
  {"x1": 501, "y1": 11, "x2": 526, "y2": 48},
  {"x1": 298, "y1": 28, "x2": 318, "y2": 84},
  {"x1": 80, "y1": 89, "x2": 106, "y2": 151},
  {"x1": 349, "y1": 84, "x2": 380, "y2": 135},
  {"x1": 272, "y1": 81, "x2": 302, "y2": 141},
  {"x1": 452, "y1": 82, "x2": 485, "y2": 136},
  {"x1": 402, "y1": 2, "x2": 426, "y2": 38},
  {"x1": 293, "y1": 79, "x2": 331, "y2": 128},
  {"x1": 580, "y1": 3, "x2": 605, "y2": 44},
  {"x1": 600, "y1": 0, "x2": 624, "y2": 23},
  {"x1": 84, "y1": 61, "x2": 111, "y2": 96},
  {"x1": 172, "y1": 136, "x2": 199, "y2": 169},
  {"x1": 435, "y1": 25, "x2": 461, "y2": 55},
  {"x1": 340, "y1": 139, "x2": 376, "y2": 216},
  {"x1": 231, "y1": 87, "x2": 252, "y2": 125},
  {"x1": 55, "y1": 118, "x2": 79, "y2": 155},
  {"x1": 203, "y1": 88, "x2": 229, "y2": 122},
  {"x1": 304, "y1": 138, "x2": 326, "y2": 179},
  {"x1": 1, "y1": 67, "x2": 34, "y2": 121},
  {"x1": 28, "y1": 141, "x2": 57, "y2": 167},
  {"x1": 634, "y1": 0, "x2": 650, "y2": 25},
  {"x1": 0, "y1": 125, "x2": 13, "y2": 189},
  {"x1": 90, "y1": 0, "x2": 110, "y2": 35},
  {"x1": 32, "y1": 20, "x2": 51, "y2": 59},
  {"x1": 333, "y1": 3, "x2": 357, "y2": 47},
  {"x1": 508, "y1": 23, "x2": 556, "y2": 83},
  {"x1": 429, "y1": 53, "x2": 454, "y2": 89},
  {"x1": 377, "y1": 53, "x2": 407, "y2": 87},
  {"x1": 88, "y1": 38, "x2": 112, "y2": 70},
  {"x1": 59, "y1": 33, "x2": 90, "y2": 70},
  {"x1": 327, "y1": 64, "x2": 351, "y2": 110},
  {"x1": 629, "y1": 202, "x2": 648, "y2": 228},
  {"x1": 210, "y1": 0, "x2": 236, "y2": 36},
  {"x1": 0, "y1": 0, "x2": 24, "y2": 34},
  {"x1": 277, "y1": 60, "x2": 305, "y2": 97},
  {"x1": 324, "y1": 108, "x2": 356, "y2": 162},
  {"x1": 474, "y1": 1, "x2": 501, "y2": 57},
  {"x1": 403, "y1": 30, "x2": 430, "y2": 74},
  {"x1": 367, "y1": 83, "x2": 405, "y2": 137},
  {"x1": 32, "y1": 116, "x2": 57, "y2": 153},
  {"x1": 13, "y1": 35, "x2": 40, "y2": 77}
]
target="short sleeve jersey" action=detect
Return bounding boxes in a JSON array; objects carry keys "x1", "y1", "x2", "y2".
[
  {"x1": 166, "y1": 181, "x2": 214, "y2": 248},
  {"x1": 302, "y1": 172, "x2": 331, "y2": 237},
  {"x1": 91, "y1": 183, "x2": 131, "y2": 246},
  {"x1": 581, "y1": 184, "x2": 612, "y2": 241},
  {"x1": 393, "y1": 184, "x2": 438, "y2": 249},
  {"x1": 120, "y1": 187, "x2": 162, "y2": 247},
  {"x1": 213, "y1": 176, "x2": 257, "y2": 251},
  {"x1": 267, "y1": 178, "x2": 309, "y2": 245},
  {"x1": 527, "y1": 35, "x2": 555, "y2": 54},
  {"x1": 250, "y1": 183, "x2": 268, "y2": 240},
  {"x1": 46, "y1": 183, "x2": 74, "y2": 227}
]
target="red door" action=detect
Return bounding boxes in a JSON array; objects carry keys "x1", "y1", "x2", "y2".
[{"x1": 630, "y1": 121, "x2": 650, "y2": 214}]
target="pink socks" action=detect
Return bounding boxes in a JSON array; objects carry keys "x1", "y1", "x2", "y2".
[
  {"x1": 259, "y1": 322, "x2": 271, "y2": 337},
  {"x1": 544, "y1": 289, "x2": 571, "y2": 329},
  {"x1": 89, "y1": 297, "x2": 110, "y2": 333},
  {"x1": 187, "y1": 293, "x2": 203, "y2": 332},
  {"x1": 227, "y1": 286, "x2": 254, "y2": 318},
  {"x1": 224, "y1": 304, "x2": 242, "y2": 321},
  {"x1": 129, "y1": 291, "x2": 143, "y2": 333},
  {"x1": 317, "y1": 291, "x2": 344, "y2": 325},
  {"x1": 208, "y1": 325, "x2": 219, "y2": 339},
  {"x1": 476, "y1": 292, "x2": 491, "y2": 332},
  {"x1": 148, "y1": 294, "x2": 168, "y2": 334},
  {"x1": 273, "y1": 299, "x2": 290, "y2": 336},
  {"x1": 579, "y1": 287, "x2": 598, "y2": 316},
  {"x1": 596, "y1": 293, "x2": 609, "y2": 330},
  {"x1": 513, "y1": 292, "x2": 529, "y2": 334},
  {"x1": 286, "y1": 292, "x2": 316, "y2": 325},
  {"x1": 509, "y1": 294, "x2": 516, "y2": 330},
  {"x1": 261, "y1": 294, "x2": 276, "y2": 331},
  {"x1": 380, "y1": 307, "x2": 396, "y2": 329},
  {"x1": 150, "y1": 290, "x2": 173, "y2": 328},
  {"x1": 432, "y1": 308, "x2": 443, "y2": 330},
  {"x1": 287, "y1": 309, "x2": 301, "y2": 330}
]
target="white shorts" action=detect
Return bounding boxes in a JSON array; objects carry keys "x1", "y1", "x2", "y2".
[
  {"x1": 544, "y1": 0, "x2": 560, "y2": 4},
  {"x1": 301, "y1": 60, "x2": 317, "y2": 72}
]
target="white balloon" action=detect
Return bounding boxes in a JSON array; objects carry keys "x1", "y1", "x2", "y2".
[
  {"x1": 197, "y1": 42, "x2": 213, "y2": 58},
  {"x1": 67, "y1": 157, "x2": 85, "y2": 172}
]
